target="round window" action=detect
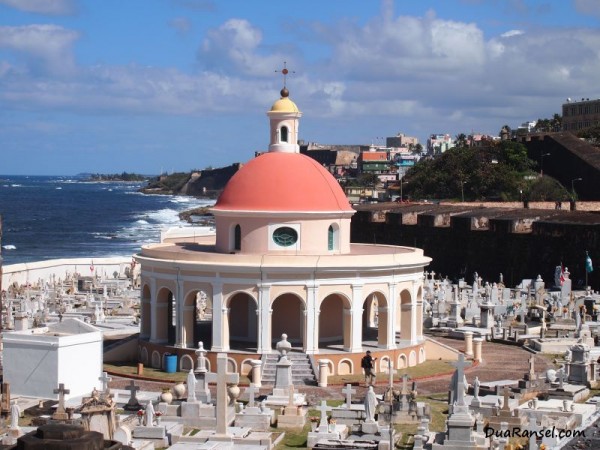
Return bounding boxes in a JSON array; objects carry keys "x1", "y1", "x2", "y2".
[{"x1": 272, "y1": 227, "x2": 298, "y2": 247}]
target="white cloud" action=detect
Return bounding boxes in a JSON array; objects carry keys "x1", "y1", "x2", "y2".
[
  {"x1": 1, "y1": 8, "x2": 599, "y2": 143},
  {"x1": 0, "y1": 0, "x2": 76, "y2": 15},
  {"x1": 200, "y1": 19, "x2": 287, "y2": 77},
  {"x1": 501, "y1": 30, "x2": 524, "y2": 38},
  {"x1": 0, "y1": 24, "x2": 79, "y2": 75}
]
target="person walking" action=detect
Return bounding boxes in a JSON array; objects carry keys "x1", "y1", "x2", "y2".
[{"x1": 361, "y1": 350, "x2": 377, "y2": 387}]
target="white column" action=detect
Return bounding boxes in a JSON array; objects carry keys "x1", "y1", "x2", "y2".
[
  {"x1": 318, "y1": 360, "x2": 329, "y2": 387},
  {"x1": 183, "y1": 304, "x2": 195, "y2": 347},
  {"x1": 211, "y1": 282, "x2": 225, "y2": 351},
  {"x1": 350, "y1": 284, "x2": 364, "y2": 352},
  {"x1": 250, "y1": 360, "x2": 262, "y2": 387},
  {"x1": 257, "y1": 284, "x2": 272, "y2": 354},
  {"x1": 149, "y1": 278, "x2": 158, "y2": 342},
  {"x1": 464, "y1": 331, "x2": 474, "y2": 357},
  {"x1": 341, "y1": 309, "x2": 351, "y2": 351},
  {"x1": 175, "y1": 273, "x2": 184, "y2": 347},
  {"x1": 383, "y1": 306, "x2": 396, "y2": 349},
  {"x1": 305, "y1": 284, "x2": 319, "y2": 354},
  {"x1": 388, "y1": 283, "x2": 397, "y2": 344},
  {"x1": 410, "y1": 281, "x2": 418, "y2": 344}
]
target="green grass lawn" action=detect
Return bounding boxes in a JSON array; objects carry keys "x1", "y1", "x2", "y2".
[
  {"x1": 328, "y1": 359, "x2": 454, "y2": 385},
  {"x1": 103, "y1": 362, "x2": 251, "y2": 384}
]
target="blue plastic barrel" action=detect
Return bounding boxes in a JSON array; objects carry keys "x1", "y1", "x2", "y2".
[{"x1": 164, "y1": 354, "x2": 177, "y2": 373}]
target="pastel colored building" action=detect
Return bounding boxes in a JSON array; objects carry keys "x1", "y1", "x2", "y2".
[{"x1": 136, "y1": 87, "x2": 431, "y2": 376}]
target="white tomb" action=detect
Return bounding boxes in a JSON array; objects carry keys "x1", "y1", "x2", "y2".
[{"x1": 3, "y1": 318, "x2": 102, "y2": 400}]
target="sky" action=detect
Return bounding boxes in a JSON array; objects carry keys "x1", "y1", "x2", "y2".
[{"x1": 0, "y1": 0, "x2": 599, "y2": 176}]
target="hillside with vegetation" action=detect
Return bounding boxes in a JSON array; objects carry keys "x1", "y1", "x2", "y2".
[
  {"x1": 403, "y1": 140, "x2": 571, "y2": 202},
  {"x1": 140, "y1": 164, "x2": 241, "y2": 197}
]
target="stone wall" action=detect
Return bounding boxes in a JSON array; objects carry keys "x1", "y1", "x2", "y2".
[{"x1": 351, "y1": 204, "x2": 600, "y2": 288}]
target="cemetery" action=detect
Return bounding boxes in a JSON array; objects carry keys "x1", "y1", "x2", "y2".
[{"x1": 2, "y1": 261, "x2": 600, "y2": 449}]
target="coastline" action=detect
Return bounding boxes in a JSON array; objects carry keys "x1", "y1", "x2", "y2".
[{"x1": 2, "y1": 256, "x2": 135, "y2": 287}]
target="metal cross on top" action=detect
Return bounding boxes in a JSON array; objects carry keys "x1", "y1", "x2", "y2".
[{"x1": 275, "y1": 61, "x2": 295, "y2": 88}]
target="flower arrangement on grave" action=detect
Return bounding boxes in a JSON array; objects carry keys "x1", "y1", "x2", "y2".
[
  {"x1": 136, "y1": 409, "x2": 144, "y2": 425},
  {"x1": 155, "y1": 411, "x2": 163, "y2": 417},
  {"x1": 327, "y1": 416, "x2": 336, "y2": 424},
  {"x1": 309, "y1": 416, "x2": 319, "y2": 423},
  {"x1": 136, "y1": 409, "x2": 144, "y2": 417}
]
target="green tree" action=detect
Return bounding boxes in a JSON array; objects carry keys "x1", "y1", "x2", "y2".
[
  {"x1": 525, "y1": 176, "x2": 570, "y2": 201},
  {"x1": 403, "y1": 142, "x2": 536, "y2": 201},
  {"x1": 577, "y1": 126, "x2": 600, "y2": 147}
]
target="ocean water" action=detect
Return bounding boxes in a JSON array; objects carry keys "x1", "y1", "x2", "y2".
[{"x1": 0, "y1": 175, "x2": 214, "y2": 265}]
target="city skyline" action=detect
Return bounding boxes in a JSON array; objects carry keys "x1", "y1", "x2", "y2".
[{"x1": 0, "y1": 0, "x2": 599, "y2": 175}]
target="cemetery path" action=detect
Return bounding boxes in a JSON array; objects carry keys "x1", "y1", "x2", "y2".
[
  {"x1": 406, "y1": 336, "x2": 553, "y2": 395},
  {"x1": 107, "y1": 337, "x2": 554, "y2": 405},
  {"x1": 294, "y1": 337, "x2": 554, "y2": 403}
]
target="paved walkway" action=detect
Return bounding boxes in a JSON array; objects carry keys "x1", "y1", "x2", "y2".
[{"x1": 109, "y1": 336, "x2": 555, "y2": 406}]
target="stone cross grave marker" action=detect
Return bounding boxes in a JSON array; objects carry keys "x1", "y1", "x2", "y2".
[
  {"x1": 450, "y1": 353, "x2": 471, "y2": 407},
  {"x1": 214, "y1": 353, "x2": 239, "y2": 438},
  {"x1": 342, "y1": 384, "x2": 356, "y2": 408},
  {"x1": 245, "y1": 384, "x2": 258, "y2": 408},
  {"x1": 52, "y1": 383, "x2": 70, "y2": 420},
  {"x1": 124, "y1": 380, "x2": 141, "y2": 410},
  {"x1": 528, "y1": 356, "x2": 535, "y2": 379},
  {"x1": 527, "y1": 413, "x2": 542, "y2": 450},
  {"x1": 316, "y1": 400, "x2": 333, "y2": 433},
  {"x1": 401, "y1": 374, "x2": 410, "y2": 395},
  {"x1": 501, "y1": 387, "x2": 511, "y2": 411},
  {"x1": 98, "y1": 372, "x2": 112, "y2": 395}
]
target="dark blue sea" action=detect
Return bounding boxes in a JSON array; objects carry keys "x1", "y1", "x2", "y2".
[{"x1": 0, "y1": 175, "x2": 214, "y2": 265}]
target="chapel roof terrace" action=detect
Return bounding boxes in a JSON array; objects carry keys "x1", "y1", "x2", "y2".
[{"x1": 138, "y1": 240, "x2": 430, "y2": 271}]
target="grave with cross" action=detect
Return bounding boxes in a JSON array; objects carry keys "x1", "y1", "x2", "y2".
[
  {"x1": 211, "y1": 352, "x2": 239, "y2": 441},
  {"x1": 123, "y1": 380, "x2": 141, "y2": 411},
  {"x1": 488, "y1": 386, "x2": 526, "y2": 430},
  {"x1": 527, "y1": 414, "x2": 542, "y2": 450},
  {"x1": 234, "y1": 384, "x2": 275, "y2": 431},
  {"x1": 52, "y1": 383, "x2": 70, "y2": 420},
  {"x1": 306, "y1": 399, "x2": 350, "y2": 449},
  {"x1": 98, "y1": 371, "x2": 112, "y2": 396},
  {"x1": 277, "y1": 384, "x2": 307, "y2": 429}
]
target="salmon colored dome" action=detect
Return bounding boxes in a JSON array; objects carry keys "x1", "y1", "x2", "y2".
[{"x1": 213, "y1": 152, "x2": 353, "y2": 212}]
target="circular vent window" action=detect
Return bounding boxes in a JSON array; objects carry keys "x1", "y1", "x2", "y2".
[{"x1": 272, "y1": 227, "x2": 298, "y2": 247}]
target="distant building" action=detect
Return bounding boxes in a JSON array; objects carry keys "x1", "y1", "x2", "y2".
[
  {"x1": 468, "y1": 133, "x2": 498, "y2": 147},
  {"x1": 386, "y1": 133, "x2": 419, "y2": 149},
  {"x1": 562, "y1": 98, "x2": 600, "y2": 132},
  {"x1": 359, "y1": 146, "x2": 390, "y2": 173},
  {"x1": 516, "y1": 120, "x2": 538, "y2": 134},
  {"x1": 300, "y1": 144, "x2": 360, "y2": 179},
  {"x1": 427, "y1": 134, "x2": 454, "y2": 155}
]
